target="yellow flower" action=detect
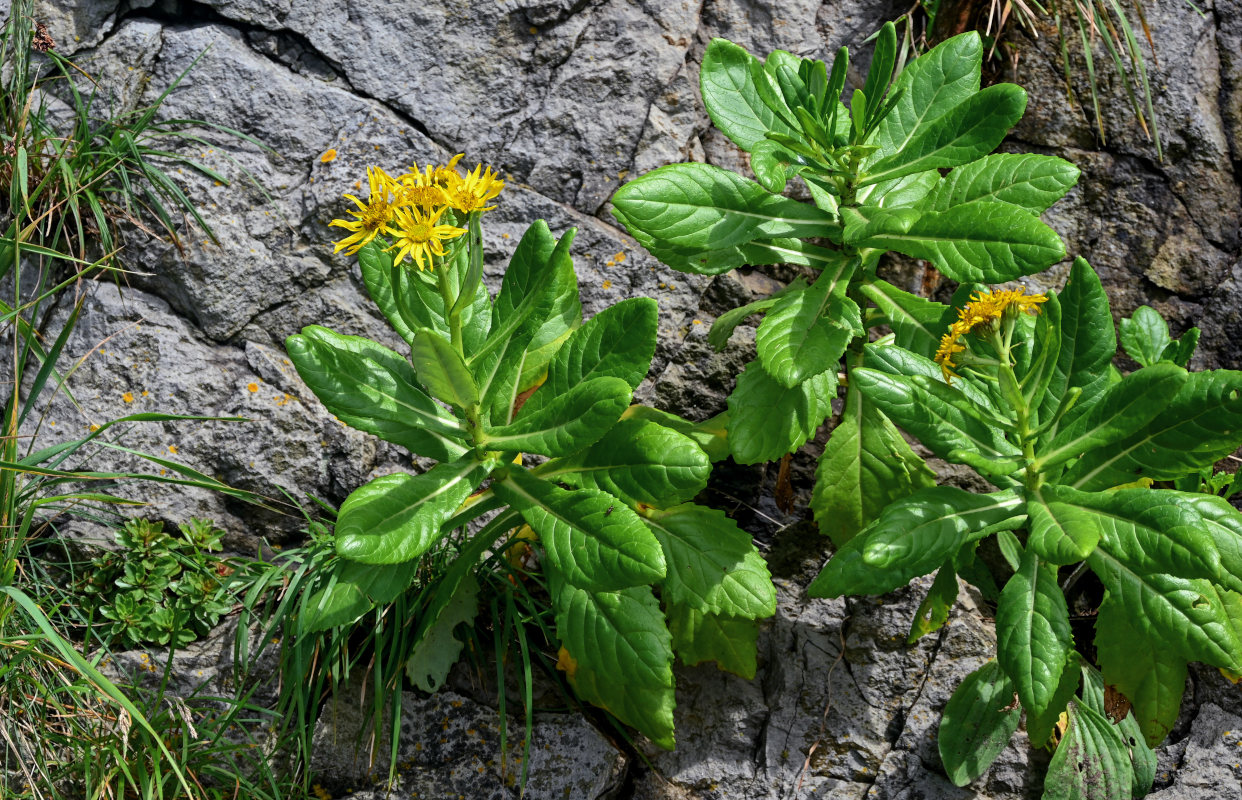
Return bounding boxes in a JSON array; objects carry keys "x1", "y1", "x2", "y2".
[
  {"x1": 329, "y1": 166, "x2": 401, "y2": 254},
  {"x1": 432, "y1": 153, "x2": 464, "y2": 186},
  {"x1": 443, "y1": 160, "x2": 504, "y2": 214},
  {"x1": 387, "y1": 205, "x2": 466, "y2": 270},
  {"x1": 934, "y1": 331, "x2": 967, "y2": 383}
]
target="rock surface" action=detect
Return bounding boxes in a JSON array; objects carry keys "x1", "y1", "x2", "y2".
[{"x1": 24, "y1": 0, "x2": 1242, "y2": 797}]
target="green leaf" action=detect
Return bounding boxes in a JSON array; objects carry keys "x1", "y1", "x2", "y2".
[
  {"x1": 856, "y1": 170, "x2": 941, "y2": 209},
  {"x1": 861, "y1": 22, "x2": 897, "y2": 125},
  {"x1": 921, "y1": 153, "x2": 1080, "y2": 214},
  {"x1": 862, "y1": 343, "x2": 998, "y2": 412},
  {"x1": 707, "y1": 278, "x2": 806, "y2": 352},
  {"x1": 851, "y1": 199, "x2": 1065, "y2": 283},
  {"x1": 1064, "y1": 370, "x2": 1242, "y2": 490},
  {"x1": 700, "y1": 38, "x2": 801, "y2": 151},
  {"x1": 553, "y1": 579, "x2": 675, "y2": 748},
  {"x1": 938, "y1": 660, "x2": 1022, "y2": 787},
  {"x1": 1039, "y1": 258, "x2": 1116, "y2": 441},
  {"x1": 755, "y1": 260, "x2": 859, "y2": 388},
  {"x1": 667, "y1": 603, "x2": 759, "y2": 679},
  {"x1": 811, "y1": 378, "x2": 936, "y2": 548},
  {"x1": 860, "y1": 84, "x2": 1027, "y2": 186},
  {"x1": 995, "y1": 549, "x2": 1072, "y2": 719},
  {"x1": 1166, "y1": 492, "x2": 1242, "y2": 594},
  {"x1": 494, "y1": 469, "x2": 665, "y2": 591},
  {"x1": 522, "y1": 298, "x2": 656, "y2": 418},
  {"x1": 336, "y1": 458, "x2": 490, "y2": 564},
  {"x1": 405, "y1": 573, "x2": 479, "y2": 692},
  {"x1": 1026, "y1": 653, "x2": 1083, "y2": 746},
  {"x1": 907, "y1": 562, "x2": 959, "y2": 644},
  {"x1": 860, "y1": 279, "x2": 947, "y2": 359},
  {"x1": 610, "y1": 163, "x2": 836, "y2": 254},
  {"x1": 298, "y1": 559, "x2": 417, "y2": 633},
  {"x1": 852, "y1": 367, "x2": 1023, "y2": 469},
  {"x1": 482, "y1": 376, "x2": 631, "y2": 457},
  {"x1": 1095, "y1": 593, "x2": 1188, "y2": 747},
  {"x1": 809, "y1": 488, "x2": 1024, "y2": 598},
  {"x1": 1037, "y1": 362, "x2": 1188, "y2": 473},
  {"x1": 868, "y1": 32, "x2": 982, "y2": 162},
  {"x1": 726, "y1": 361, "x2": 836, "y2": 465},
  {"x1": 1078, "y1": 665, "x2": 1157, "y2": 797},
  {"x1": 408, "y1": 328, "x2": 480, "y2": 411},
  {"x1": 643, "y1": 503, "x2": 775, "y2": 618},
  {"x1": 535, "y1": 418, "x2": 710, "y2": 509},
  {"x1": 1027, "y1": 485, "x2": 1103, "y2": 565},
  {"x1": 286, "y1": 328, "x2": 468, "y2": 462},
  {"x1": 1120, "y1": 306, "x2": 1171, "y2": 368},
  {"x1": 1043, "y1": 700, "x2": 1134, "y2": 800}
]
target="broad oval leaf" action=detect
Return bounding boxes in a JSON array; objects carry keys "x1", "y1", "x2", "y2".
[
  {"x1": 938, "y1": 660, "x2": 1022, "y2": 787},
  {"x1": 643, "y1": 503, "x2": 775, "y2": 618},
  {"x1": 610, "y1": 163, "x2": 836, "y2": 254},
  {"x1": 700, "y1": 38, "x2": 801, "y2": 151},
  {"x1": 922, "y1": 153, "x2": 1080, "y2": 214},
  {"x1": 535, "y1": 418, "x2": 710, "y2": 508},
  {"x1": 1026, "y1": 485, "x2": 1103, "y2": 565},
  {"x1": 408, "y1": 328, "x2": 479, "y2": 411},
  {"x1": 1166, "y1": 492, "x2": 1242, "y2": 594},
  {"x1": 405, "y1": 573, "x2": 479, "y2": 693},
  {"x1": 494, "y1": 469, "x2": 665, "y2": 591},
  {"x1": 667, "y1": 603, "x2": 759, "y2": 680},
  {"x1": 726, "y1": 361, "x2": 836, "y2": 465},
  {"x1": 755, "y1": 259, "x2": 860, "y2": 388},
  {"x1": 482, "y1": 376, "x2": 631, "y2": 457},
  {"x1": 1043, "y1": 700, "x2": 1135, "y2": 800},
  {"x1": 1120, "y1": 306, "x2": 1172, "y2": 368},
  {"x1": 522, "y1": 297, "x2": 657, "y2": 418},
  {"x1": 286, "y1": 328, "x2": 467, "y2": 462},
  {"x1": 336, "y1": 458, "x2": 490, "y2": 564},
  {"x1": 552, "y1": 579, "x2": 675, "y2": 748},
  {"x1": 995, "y1": 549, "x2": 1072, "y2": 720},
  {"x1": 860, "y1": 279, "x2": 947, "y2": 359}
]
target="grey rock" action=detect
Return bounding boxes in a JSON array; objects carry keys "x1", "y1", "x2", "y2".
[{"x1": 1148, "y1": 704, "x2": 1242, "y2": 799}]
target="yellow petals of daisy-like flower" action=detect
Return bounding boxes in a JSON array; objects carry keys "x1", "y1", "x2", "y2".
[
  {"x1": 443, "y1": 159, "x2": 504, "y2": 215},
  {"x1": 934, "y1": 286, "x2": 1049, "y2": 384},
  {"x1": 329, "y1": 166, "x2": 401, "y2": 255},
  {"x1": 387, "y1": 205, "x2": 466, "y2": 270},
  {"x1": 935, "y1": 331, "x2": 967, "y2": 383}
]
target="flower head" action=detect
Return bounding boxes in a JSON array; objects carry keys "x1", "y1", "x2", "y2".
[
  {"x1": 934, "y1": 286, "x2": 1049, "y2": 384},
  {"x1": 329, "y1": 166, "x2": 401, "y2": 255},
  {"x1": 934, "y1": 331, "x2": 967, "y2": 383},
  {"x1": 398, "y1": 164, "x2": 450, "y2": 210},
  {"x1": 442, "y1": 159, "x2": 504, "y2": 215},
  {"x1": 387, "y1": 205, "x2": 466, "y2": 270}
]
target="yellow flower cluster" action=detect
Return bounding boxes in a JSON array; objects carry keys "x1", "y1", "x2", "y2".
[
  {"x1": 328, "y1": 155, "x2": 505, "y2": 270},
  {"x1": 934, "y1": 287, "x2": 1048, "y2": 383}
]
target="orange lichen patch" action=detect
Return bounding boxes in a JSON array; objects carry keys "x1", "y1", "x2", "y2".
[
  {"x1": 275, "y1": 393, "x2": 292, "y2": 406},
  {"x1": 247, "y1": 382, "x2": 259, "y2": 393},
  {"x1": 320, "y1": 149, "x2": 338, "y2": 163},
  {"x1": 602, "y1": 280, "x2": 612, "y2": 289},
  {"x1": 88, "y1": 424, "x2": 100, "y2": 432},
  {"x1": 168, "y1": 445, "x2": 179, "y2": 455},
  {"x1": 614, "y1": 251, "x2": 626, "y2": 262},
  {"x1": 141, "y1": 390, "x2": 149, "y2": 397},
  {"x1": 693, "y1": 319, "x2": 702, "y2": 325},
  {"x1": 121, "y1": 392, "x2": 134, "y2": 403},
  {"x1": 555, "y1": 647, "x2": 578, "y2": 680}
]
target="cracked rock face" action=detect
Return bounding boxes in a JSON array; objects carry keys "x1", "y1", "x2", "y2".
[{"x1": 27, "y1": 0, "x2": 1242, "y2": 797}]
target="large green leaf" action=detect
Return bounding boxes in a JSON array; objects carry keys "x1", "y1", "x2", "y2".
[
  {"x1": 862, "y1": 343, "x2": 998, "y2": 411},
  {"x1": 1043, "y1": 700, "x2": 1134, "y2": 800},
  {"x1": 1065, "y1": 370, "x2": 1242, "y2": 490},
  {"x1": 707, "y1": 278, "x2": 806, "y2": 352},
  {"x1": 851, "y1": 199, "x2": 1065, "y2": 283},
  {"x1": 868, "y1": 32, "x2": 982, "y2": 160},
  {"x1": 408, "y1": 328, "x2": 479, "y2": 411},
  {"x1": 1120, "y1": 306, "x2": 1172, "y2": 367},
  {"x1": 852, "y1": 367, "x2": 1022, "y2": 468},
  {"x1": 481, "y1": 376, "x2": 631, "y2": 457},
  {"x1": 1027, "y1": 485, "x2": 1103, "y2": 565},
  {"x1": 808, "y1": 487, "x2": 1023, "y2": 597},
  {"x1": 405, "y1": 573, "x2": 479, "y2": 693},
  {"x1": 643, "y1": 503, "x2": 775, "y2": 618},
  {"x1": 700, "y1": 38, "x2": 801, "y2": 151},
  {"x1": 287, "y1": 328, "x2": 467, "y2": 462},
  {"x1": 726, "y1": 361, "x2": 836, "y2": 465},
  {"x1": 995, "y1": 549, "x2": 1072, "y2": 719},
  {"x1": 1166, "y1": 492, "x2": 1242, "y2": 594},
  {"x1": 938, "y1": 660, "x2": 1022, "y2": 787},
  {"x1": 1078, "y1": 665, "x2": 1157, "y2": 797},
  {"x1": 298, "y1": 559, "x2": 416, "y2": 633},
  {"x1": 521, "y1": 298, "x2": 656, "y2": 418},
  {"x1": 860, "y1": 279, "x2": 947, "y2": 359},
  {"x1": 754, "y1": 259, "x2": 859, "y2": 388},
  {"x1": 494, "y1": 469, "x2": 665, "y2": 591},
  {"x1": 921, "y1": 153, "x2": 1080, "y2": 214},
  {"x1": 1038, "y1": 258, "x2": 1116, "y2": 441},
  {"x1": 609, "y1": 163, "x2": 836, "y2": 253},
  {"x1": 1036, "y1": 362, "x2": 1187, "y2": 472},
  {"x1": 666, "y1": 603, "x2": 759, "y2": 679},
  {"x1": 535, "y1": 418, "x2": 710, "y2": 508},
  {"x1": 859, "y1": 84, "x2": 1027, "y2": 186},
  {"x1": 811, "y1": 378, "x2": 935, "y2": 547},
  {"x1": 335, "y1": 458, "x2": 490, "y2": 564},
  {"x1": 553, "y1": 579, "x2": 675, "y2": 748},
  {"x1": 1095, "y1": 593, "x2": 1187, "y2": 747}
]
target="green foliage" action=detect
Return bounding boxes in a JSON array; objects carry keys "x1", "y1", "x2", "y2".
[
  {"x1": 288, "y1": 188, "x2": 774, "y2": 751},
  {"x1": 76, "y1": 518, "x2": 235, "y2": 649},
  {"x1": 611, "y1": 26, "x2": 1078, "y2": 550},
  {"x1": 808, "y1": 256, "x2": 1242, "y2": 797}
]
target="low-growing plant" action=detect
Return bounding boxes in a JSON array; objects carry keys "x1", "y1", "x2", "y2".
[
  {"x1": 612, "y1": 24, "x2": 1077, "y2": 551},
  {"x1": 284, "y1": 156, "x2": 774, "y2": 752},
  {"x1": 76, "y1": 517, "x2": 235, "y2": 648},
  {"x1": 807, "y1": 258, "x2": 1242, "y2": 796}
]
